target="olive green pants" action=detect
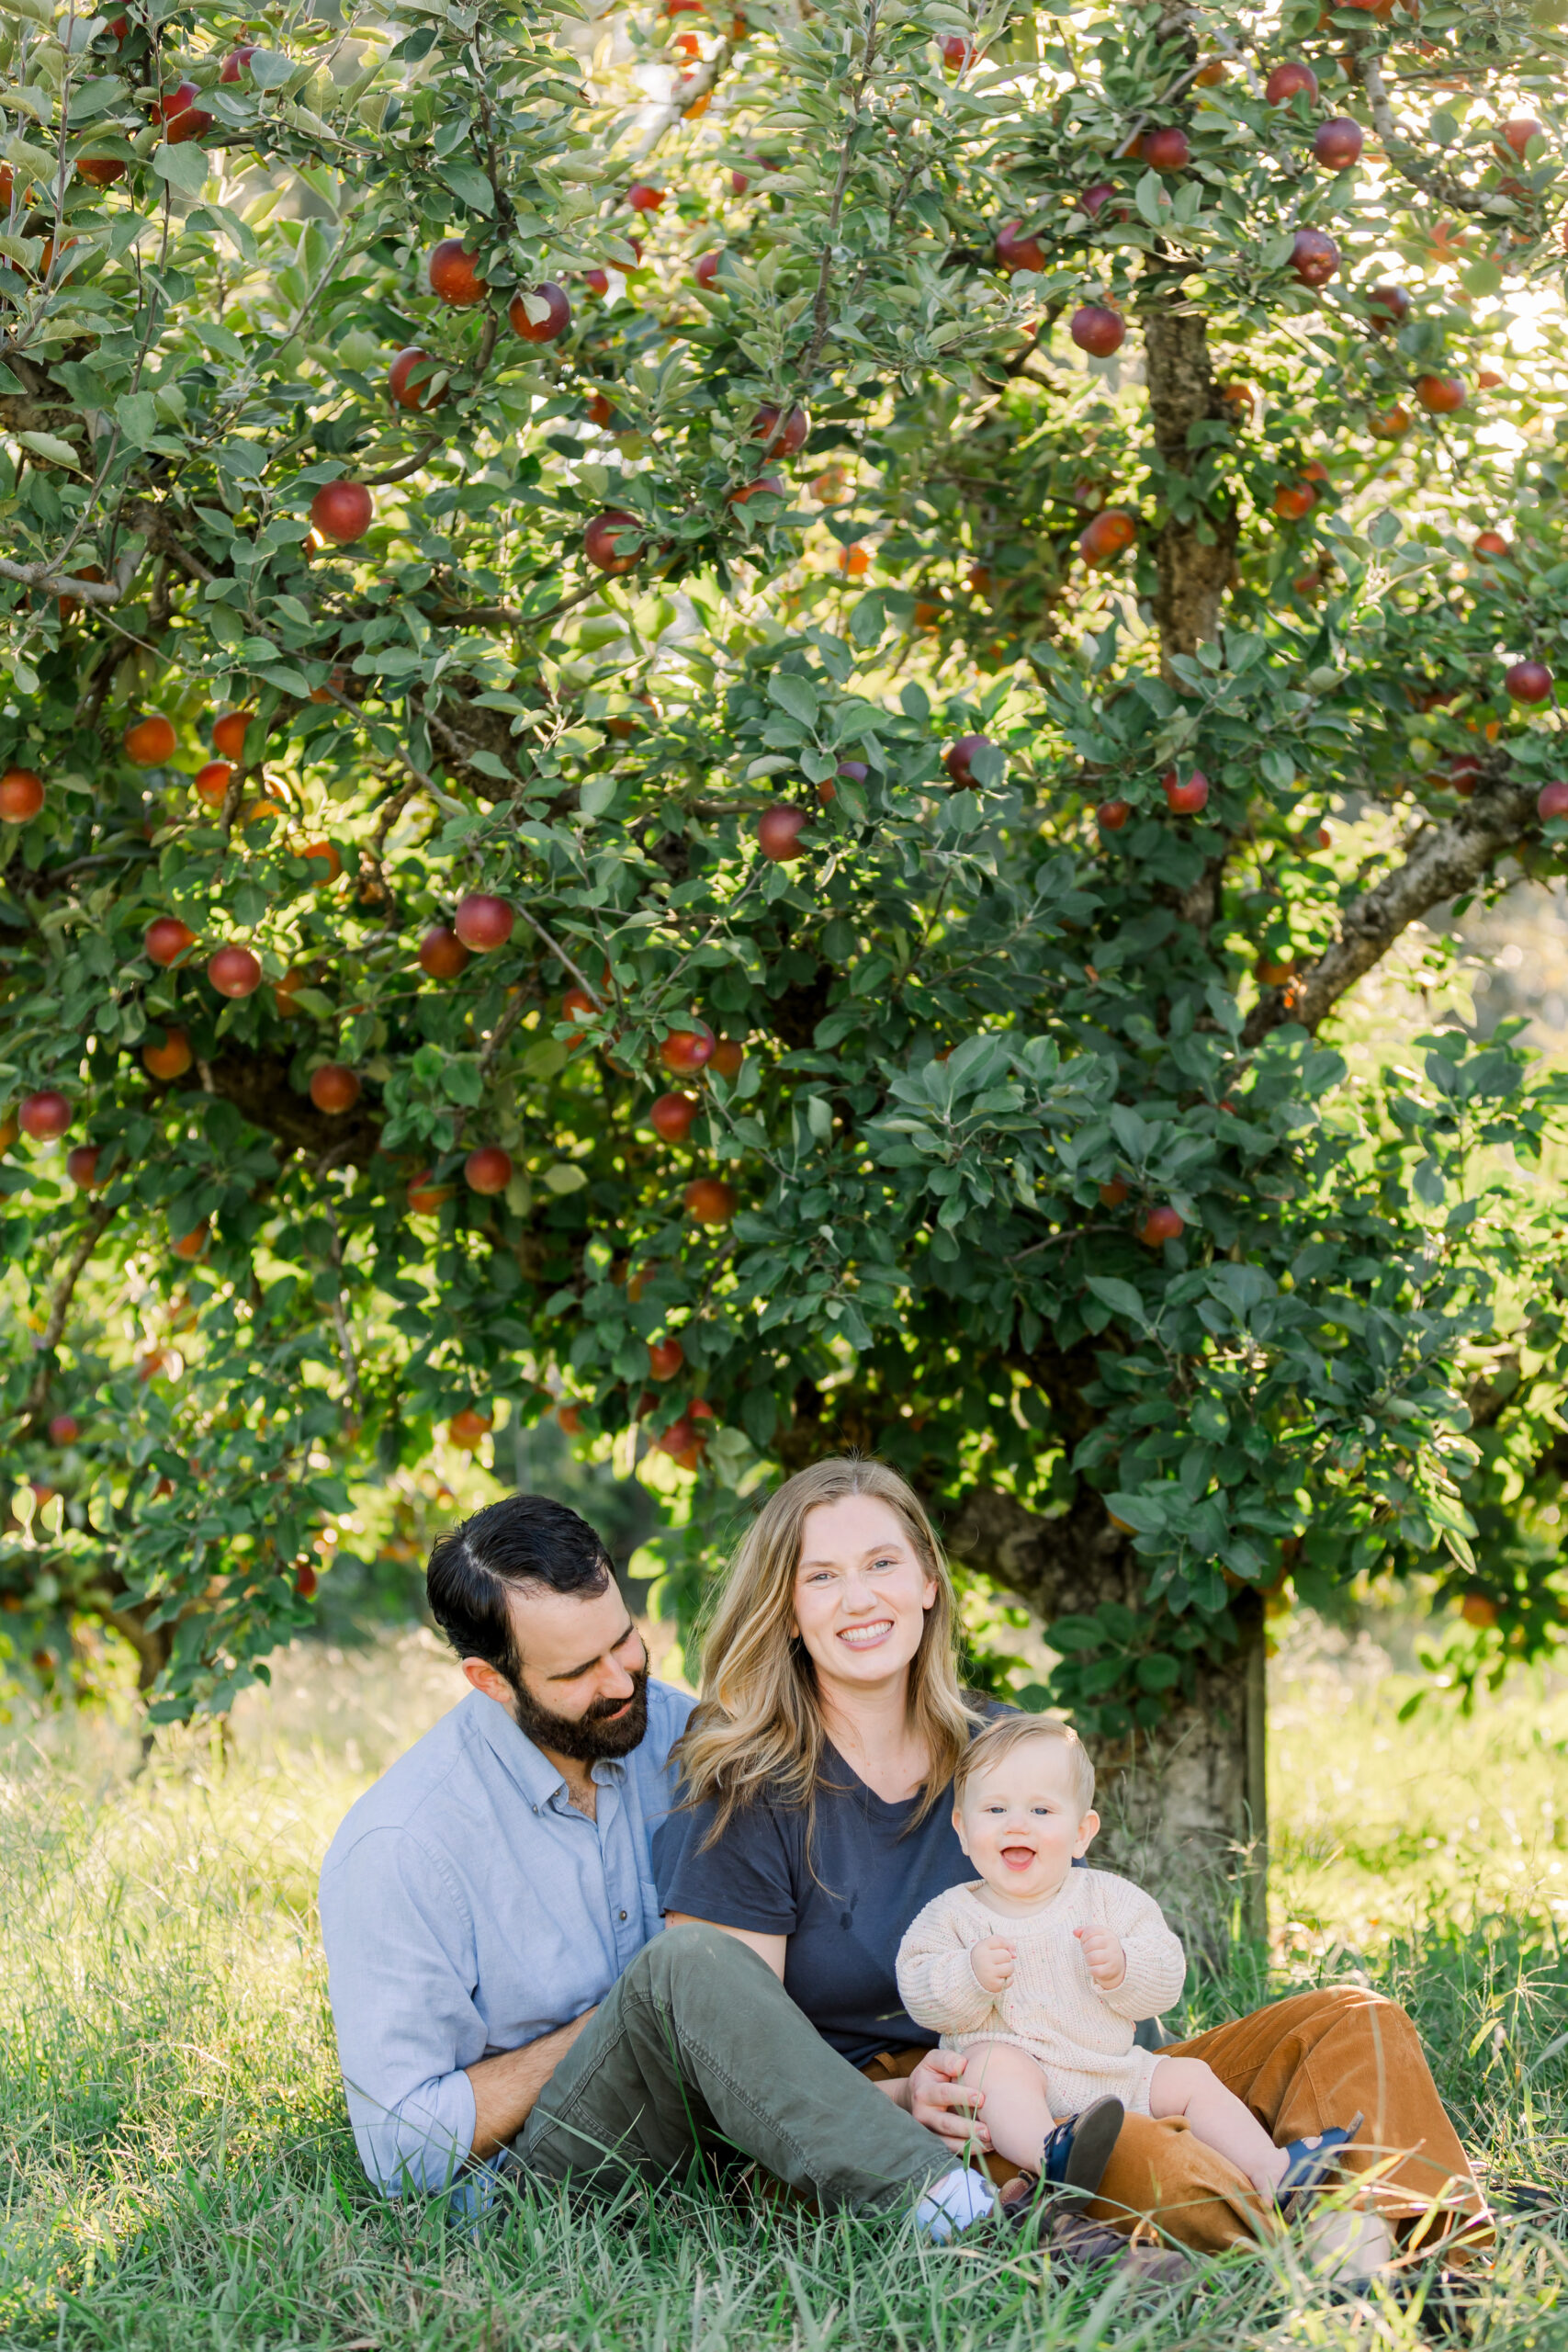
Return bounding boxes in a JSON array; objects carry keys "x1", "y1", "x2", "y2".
[{"x1": 517, "y1": 1923, "x2": 954, "y2": 2212}]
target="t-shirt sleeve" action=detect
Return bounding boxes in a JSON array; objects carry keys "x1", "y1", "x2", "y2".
[{"x1": 652, "y1": 1792, "x2": 800, "y2": 1934}]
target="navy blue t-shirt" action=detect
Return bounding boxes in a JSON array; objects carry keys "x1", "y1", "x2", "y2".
[{"x1": 653, "y1": 1743, "x2": 978, "y2": 2067}]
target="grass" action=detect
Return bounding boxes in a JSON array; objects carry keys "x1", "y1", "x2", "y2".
[{"x1": 1, "y1": 1621, "x2": 1565, "y2": 2351}]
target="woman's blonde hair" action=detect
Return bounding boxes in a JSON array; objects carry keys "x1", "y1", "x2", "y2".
[{"x1": 676, "y1": 1455, "x2": 981, "y2": 1838}]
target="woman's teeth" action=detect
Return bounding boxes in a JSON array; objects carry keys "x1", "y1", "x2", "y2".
[{"x1": 838, "y1": 1620, "x2": 894, "y2": 1645}]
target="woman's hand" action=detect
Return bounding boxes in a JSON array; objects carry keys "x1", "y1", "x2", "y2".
[{"x1": 907, "y1": 2048, "x2": 988, "y2": 2153}]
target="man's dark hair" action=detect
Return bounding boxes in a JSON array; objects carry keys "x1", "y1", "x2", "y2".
[{"x1": 427, "y1": 1494, "x2": 615, "y2": 1676}]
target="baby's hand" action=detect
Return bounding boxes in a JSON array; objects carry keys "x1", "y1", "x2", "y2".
[
  {"x1": 969, "y1": 1934, "x2": 1016, "y2": 1994},
  {"x1": 1075, "y1": 1924, "x2": 1126, "y2": 1988}
]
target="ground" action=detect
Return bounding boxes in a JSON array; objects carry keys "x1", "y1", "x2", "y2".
[{"x1": 0, "y1": 1617, "x2": 1564, "y2": 2351}]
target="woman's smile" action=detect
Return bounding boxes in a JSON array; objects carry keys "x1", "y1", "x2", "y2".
[{"x1": 837, "y1": 1618, "x2": 895, "y2": 1648}]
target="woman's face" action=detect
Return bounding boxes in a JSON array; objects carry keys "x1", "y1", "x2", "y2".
[{"x1": 791, "y1": 1493, "x2": 938, "y2": 1700}]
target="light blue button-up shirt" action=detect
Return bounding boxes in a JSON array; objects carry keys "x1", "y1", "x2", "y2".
[{"x1": 319, "y1": 1679, "x2": 694, "y2": 2194}]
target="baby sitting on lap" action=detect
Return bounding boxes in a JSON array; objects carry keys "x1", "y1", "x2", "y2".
[{"x1": 897, "y1": 1713, "x2": 1357, "y2": 2202}]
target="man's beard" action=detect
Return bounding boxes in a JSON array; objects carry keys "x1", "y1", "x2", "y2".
[{"x1": 507, "y1": 1663, "x2": 650, "y2": 1762}]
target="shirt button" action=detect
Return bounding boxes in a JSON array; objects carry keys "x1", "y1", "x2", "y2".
[{"x1": 619, "y1": 1909, "x2": 627, "y2": 1920}]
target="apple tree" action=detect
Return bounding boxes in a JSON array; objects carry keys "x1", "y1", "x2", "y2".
[{"x1": 3, "y1": 0, "x2": 1568, "y2": 1903}]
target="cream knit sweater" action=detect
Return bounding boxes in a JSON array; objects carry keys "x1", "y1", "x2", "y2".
[{"x1": 896, "y1": 1867, "x2": 1187, "y2": 2120}]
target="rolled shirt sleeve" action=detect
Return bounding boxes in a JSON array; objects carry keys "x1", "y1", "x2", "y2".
[{"x1": 319, "y1": 1826, "x2": 483, "y2": 2193}]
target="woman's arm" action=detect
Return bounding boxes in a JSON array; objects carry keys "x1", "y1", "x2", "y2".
[{"x1": 663, "y1": 1911, "x2": 787, "y2": 1980}]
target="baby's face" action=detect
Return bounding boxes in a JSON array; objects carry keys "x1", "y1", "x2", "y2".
[{"x1": 954, "y1": 1743, "x2": 1098, "y2": 1902}]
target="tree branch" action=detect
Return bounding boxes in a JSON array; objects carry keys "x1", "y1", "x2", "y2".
[
  {"x1": 1243, "y1": 772, "x2": 1540, "y2": 1045},
  {"x1": 23, "y1": 1199, "x2": 115, "y2": 1419},
  {"x1": 1359, "y1": 54, "x2": 1494, "y2": 217}
]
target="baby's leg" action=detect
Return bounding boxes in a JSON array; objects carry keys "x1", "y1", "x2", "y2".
[
  {"x1": 1148, "y1": 2056, "x2": 1289, "y2": 2200},
  {"x1": 955, "y1": 2041, "x2": 1055, "y2": 2174}
]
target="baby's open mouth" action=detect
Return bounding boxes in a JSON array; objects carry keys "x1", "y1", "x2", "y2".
[{"x1": 1000, "y1": 1845, "x2": 1037, "y2": 1868}]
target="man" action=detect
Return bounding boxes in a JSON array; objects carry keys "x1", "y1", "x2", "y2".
[{"x1": 320, "y1": 1492, "x2": 1095, "y2": 2239}]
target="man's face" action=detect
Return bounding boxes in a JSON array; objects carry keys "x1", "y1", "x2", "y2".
[{"x1": 497, "y1": 1577, "x2": 650, "y2": 1762}]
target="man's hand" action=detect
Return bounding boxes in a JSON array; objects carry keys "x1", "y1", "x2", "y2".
[
  {"x1": 907, "y1": 2047, "x2": 988, "y2": 2154},
  {"x1": 1074, "y1": 1924, "x2": 1127, "y2": 1989},
  {"x1": 969, "y1": 1934, "x2": 1016, "y2": 1995},
  {"x1": 466, "y1": 2008, "x2": 595, "y2": 2157}
]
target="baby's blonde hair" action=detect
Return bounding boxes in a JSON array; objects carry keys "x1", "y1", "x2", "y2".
[{"x1": 954, "y1": 1713, "x2": 1096, "y2": 1813}]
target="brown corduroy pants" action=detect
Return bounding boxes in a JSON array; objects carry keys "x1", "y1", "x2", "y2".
[{"x1": 865, "y1": 1985, "x2": 1489, "y2": 2255}]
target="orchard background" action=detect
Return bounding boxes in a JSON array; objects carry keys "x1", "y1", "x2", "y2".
[{"x1": 3, "y1": 0, "x2": 1568, "y2": 1917}]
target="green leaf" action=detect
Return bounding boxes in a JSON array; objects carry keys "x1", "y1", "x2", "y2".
[
  {"x1": 439, "y1": 163, "x2": 495, "y2": 214},
  {"x1": 17, "y1": 432, "x2": 81, "y2": 469},
  {"x1": 152, "y1": 140, "x2": 210, "y2": 196}
]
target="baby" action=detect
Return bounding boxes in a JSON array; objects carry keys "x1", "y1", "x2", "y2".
[{"x1": 897, "y1": 1714, "x2": 1355, "y2": 2200}]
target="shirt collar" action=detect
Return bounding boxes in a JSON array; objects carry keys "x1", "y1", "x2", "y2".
[{"x1": 465, "y1": 1689, "x2": 629, "y2": 1809}]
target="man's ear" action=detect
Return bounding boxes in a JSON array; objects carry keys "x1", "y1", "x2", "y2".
[
  {"x1": 463, "y1": 1656, "x2": 515, "y2": 1709},
  {"x1": 1073, "y1": 1808, "x2": 1100, "y2": 1860}
]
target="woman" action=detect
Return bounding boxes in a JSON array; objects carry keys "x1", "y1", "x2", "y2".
[{"x1": 654, "y1": 1457, "x2": 1489, "y2": 2273}]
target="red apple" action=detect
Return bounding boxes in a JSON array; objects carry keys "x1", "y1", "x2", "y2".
[
  {"x1": 1137, "y1": 1204, "x2": 1184, "y2": 1246},
  {"x1": 1366, "y1": 283, "x2": 1411, "y2": 331},
  {"x1": 1265, "y1": 61, "x2": 1318, "y2": 105},
  {"x1": 142, "y1": 1028, "x2": 193, "y2": 1081},
  {"x1": 509, "y1": 282, "x2": 571, "y2": 343},
  {"x1": 561, "y1": 986, "x2": 598, "y2": 1040},
  {"x1": 195, "y1": 760, "x2": 232, "y2": 806},
  {"x1": 585, "y1": 508, "x2": 642, "y2": 573},
  {"x1": 1497, "y1": 118, "x2": 1544, "y2": 161},
  {"x1": 65, "y1": 1145, "x2": 100, "y2": 1187},
  {"x1": 648, "y1": 1336, "x2": 684, "y2": 1379},
  {"x1": 1070, "y1": 304, "x2": 1125, "y2": 356},
  {"x1": 1538, "y1": 783, "x2": 1568, "y2": 821},
  {"x1": 454, "y1": 893, "x2": 514, "y2": 950},
  {"x1": 1078, "y1": 508, "x2": 1137, "y2": 566},
  {"x1": 757, "y1": 804, "x2": 808, "y2": 859},
  {"x1": 1314, "y1": 117, "x2": 1363, "y2": 169},
  {"x1": 124, "y1": 713, "x2": 177, "y2": 766},
  {"x1": 694, "y1": 251, "x2": 721, "y2": 287},
  {"x1": 171, "y1": 1218, "x2": 209, "y2": 1261},
  {"x1": 650, "y1": 1091, "x2": 700, "y2": 1141},
  {"x1": 1416, "y1": 376, "x2": 1465, "y2": 414},
  {"x1": 419, "y1": 925, "x2": 470, "y2": 978},
  {"x1": 942, "y1": 33, "x2": 971, "y2": 68},
  {"x1": 156, "y1": 80, "x2": 212, "y2": 142},
  {"x1": 1144, "y1": 126, "x2": 1190, "y2": 172},
  {"x1": 1163, "y1": 768, "x2": 1210, "y2": 815},
  {"x1": 465, "y1": 1145, "x2": 513, "y2": 1194},
  {"x1": 1097, "y1": 799, "x2": 1131, "y2": 831},
  {"x1": 211, "y1": 708, "x2": 254, "y2": 760},
  {"x1": 19, "y1": 1090, "x2": 70, "y2": 1139},
  {"x1": 145, "y1": 917, "x2": 196, "y2": 967},
  {"x1": 583, "y1": 266, "x2": 610, "y2": 296},
  {"x1": 1505, "y1": 660, "x2": 1552, "y2": 703},
  {"x1": 1445, "y1": 753, "x2": 1483, "y2": 795},
  {"x1": 558, "y1": 1402, "x2": 583, "y2": 1435},
  {"x1": 1368, "y1": 402, "x2": 1411, "y2": 439},
  {"x1": 310, "y1": 481, "x2": 373, "y2": 543},
  {"x1": 728, "y1": 475, "x2": 785, "y2": 506},
  {"x1": 711, "y1": 1039, "x2": 745, "y2": 1079},
  {"x1": 751, "y1": 401, "x2": 808, "y2": 455},
  {"x1": 48, "y1": 1413, "x2": 81, "y2": 1445},
  {"x1": 1099, "y1": 1179, "x2": 1129, "y2": 1207},
  {"x1": 389, "y1": 347, "x2": 443, "y2": 411},
  {"x1": 310, "y1": 1064, "x2": 360, "y2": 1114},
  {"x1": 1080, "y1": 183, "x2": 1118, "y2": 217},
  {"x1": 661, "y1": 1023, "x2": 716, "y2": 1073},
  {"x1": 944, "y1": 734, "x2": 993, "y2": 786},
  {"x1": 1472, "y1": 530, "x2": 1510, "y2": 560},
  {"x1": 683, "y1": 1175, "x2": 737, "y2": 1223},
  {"x1": 428, "y1": 239, "x2": 488, "y2": 307},
  {"x1": 1290, "y1": 229, "x2": 1339, "y2": 288},
  {"x1": 301, "y1": 839, "x2": 341, "y2": 884},
  {"x1": 0, "y1": 766, "x2": 43, "y2": 821},
  {"x1": 1273, "y1": 481, "x2": 1315, "y2": 520},
  {"x1": 627, "y1": 182, "x2": 664, "y2": 211},
  {"x1": 296, "y1": 1562, "x2": 319, "y2": 1599},
  {"x1": 408, "y1": 1168, "x2": 455, "y2": 1213},
  {"x1": 220, "y1": 43, "x2": 255, "y2": 78},
  {"x1": 76, "y1": 155, "x2": 127, "y2": 187},
  {"x1": 208, "y1": 944, "x2": 263, "y2": 998},
  {"x1": 448, "y1": 1406, "x2": 493, "y2": 1449},
  {"x1": 995, "y1": 220, "x2": 1046, "y2": 273}
]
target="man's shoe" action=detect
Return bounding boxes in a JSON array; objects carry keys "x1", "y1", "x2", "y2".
[
  {"x1": 1044, "y1": 2206, "x2": 1189, "y2": 2286},
  {"x1": 1041, "y1": 2096, "x2": 1125, "y2": 2200}
]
